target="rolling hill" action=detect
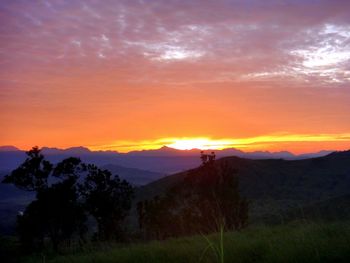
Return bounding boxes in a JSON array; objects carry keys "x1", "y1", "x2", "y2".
[
  {"x1": 101, "y1": 164, "x2": 164, "y2": 186},
  {"x1": 136, "y1": 150, "x2": 350, "y2": 223}
]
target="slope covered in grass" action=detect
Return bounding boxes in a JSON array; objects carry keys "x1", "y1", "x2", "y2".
[{"x1": 24, "y1": 221, "x2": 350, "y2": 263}]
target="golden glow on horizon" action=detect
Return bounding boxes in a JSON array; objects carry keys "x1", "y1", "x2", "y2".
[
  {"x1": 87, "y1": 133, "x2": 350, "y2": 153},
  {"x1": 166, "y1": 138, "x2": 236, "y2": 150}
]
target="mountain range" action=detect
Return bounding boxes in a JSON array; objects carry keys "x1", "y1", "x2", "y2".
[
  {"x1": 0, "y1": 145, "x2": 332, "y2": 175},
  {"x1": 0, "y1": 148, "x2": 349, "y2": 234}
]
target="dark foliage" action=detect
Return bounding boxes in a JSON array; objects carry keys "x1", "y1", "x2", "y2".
[
  {"x1": 2, "y1": 147, "x2": 134, "y2": 252},
  {"x1": 80, "y1": 164, "x2": 134, "y2": 241},
  {"x1": 137, "y1": 155, "x2": 249, "y2": 239},
  {"x1": 17, "y1": 179, "x2": 86, "y2": 252},
  {"x1": 3, "y1": 146, "x2": 52, "y2": 191}
]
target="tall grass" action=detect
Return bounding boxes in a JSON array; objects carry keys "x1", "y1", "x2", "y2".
[
  {"x1": 23, "y1": 221, "x2": 350, "y2": 263},
  {"x1": 200, "y1": 224, "x2": 225, "y2": 263}
]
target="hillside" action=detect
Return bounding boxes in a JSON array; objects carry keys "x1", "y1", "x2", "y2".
[
  {"x1": 136, "y1": 150, "x2": 350, "y2": 222},
  {"x1": 101, "y1": 164, "x2": 164, "y2": 186},
  {"x1": 284, "y1": 194, "x2": 350, "y2": 222}
]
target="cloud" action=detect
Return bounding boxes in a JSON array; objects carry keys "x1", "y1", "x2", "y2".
[
  {"x1": 1, "y1": 0, "x2": 350, "y2": 150},
  {"x1": 1, "y1": 0, "x2": 349, "y2": 87}
]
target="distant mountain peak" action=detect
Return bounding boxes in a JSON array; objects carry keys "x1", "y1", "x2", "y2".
[
  {"x1": 41, "y1": 146, "x2": 91, "y2": 155},
  {"x1": 0, "y1": 145, "x2": 20, "y2": 152},
  {"x1": 64, "y1": 146, "x2": 91, "y2": 153},
  {"x1": 159, "y1": 146, "x2": 176, "y2": 151}
]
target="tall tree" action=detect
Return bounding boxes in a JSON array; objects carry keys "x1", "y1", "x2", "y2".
[
  {"x1": 2, "y1": 148, "x2": 87, "y2": 251},
  {"x1": 3, "y1": 146, "x2": 52, "y2": 191},
  {"x1": 81, "y1": 164, "x2": 134, "y2": 241}
]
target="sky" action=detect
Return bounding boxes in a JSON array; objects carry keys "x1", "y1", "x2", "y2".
[{"x1": 0, "y1": 0, "x2": 350, "y2": 153}]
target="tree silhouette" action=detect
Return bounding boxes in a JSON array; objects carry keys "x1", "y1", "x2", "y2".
[
  {"x1": 139, "y1": 154, "x2": 249, "y2": 239},
  {"x1": 3, "y1": 147, "x2": 136, "y2": 249},
  {"x1": 2, "y1": 148, "x2": 89, "y2": 251},
  {"x1": 3, "y1": 146, "x2": 52, "y2": 191},
  {"x1": 17, "y1": 178, "x2": 86, "y2": 252},
  {"x1": 80, "y1": 164, "x2": 134, "y2": 241}
]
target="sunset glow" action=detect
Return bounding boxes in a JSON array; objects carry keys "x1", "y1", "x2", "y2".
[
  {"x1": 166, "y1": 138, "x2": 236, "y2": 151},
  {"x1": 88, "y1": 133, "x2": 350, "y2": 153},
  {"x1": 0, "y1": 1, "x2": 349, "y2": 153}
]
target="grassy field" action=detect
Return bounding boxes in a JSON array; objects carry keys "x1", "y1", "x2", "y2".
[{"x1": 22, "y1": 221, "x2": 350, "y2": 263}]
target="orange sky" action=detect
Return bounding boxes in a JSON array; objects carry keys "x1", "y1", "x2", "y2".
[{"x1": 0, "y1": 1, "x2": 350, "y2": 153}]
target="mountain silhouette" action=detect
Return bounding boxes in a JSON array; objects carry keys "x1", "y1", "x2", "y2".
[
  {"x1": 0, "y1": 146, "x2": 20, "y2": 152},
  {"x1": 0, "y1": 145, "x2": 332, "y2": 174},
  {"x1": 136, "y1": 150, "x2": 350, "y2": 223}
]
